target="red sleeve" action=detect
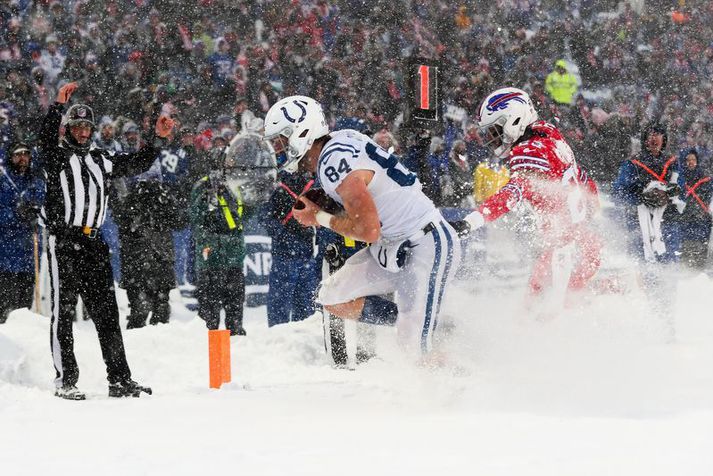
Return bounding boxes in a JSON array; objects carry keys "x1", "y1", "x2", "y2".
[{"x1": 477, "y1": 174, "x2": 530, "y2": 222}]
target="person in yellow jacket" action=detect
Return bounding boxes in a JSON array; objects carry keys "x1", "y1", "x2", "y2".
[{"x1": 545, "y1": 59, "x2": 579, "y2": 106}]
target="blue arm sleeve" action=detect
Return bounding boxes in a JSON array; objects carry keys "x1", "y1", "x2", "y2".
[{"x1": 612, "y1": 160, "x2": 642, "y2": 206}]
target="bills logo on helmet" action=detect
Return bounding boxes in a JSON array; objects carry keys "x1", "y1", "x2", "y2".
[
  {"x1": 78, "y1": 107, "x2": 87, "y2": 117},
  {"x1": 281, "y1": 99, "x2": 308, "y2": 123},
  {"x1": 486, "y1": 92, "x2": 526, "y2": 112}
]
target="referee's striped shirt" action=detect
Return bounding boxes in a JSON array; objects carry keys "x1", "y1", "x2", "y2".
[{"x1": 39, "y1": 103, "x2": 160, "y2": 232}]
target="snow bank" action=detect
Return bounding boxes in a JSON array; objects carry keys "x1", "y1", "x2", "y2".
[
  {"x1": 0, "y1": 326, "x2": 25, "y2": 384},
  {"x1": 1, "y1": 260, "x2": 712, "y2": 474}
]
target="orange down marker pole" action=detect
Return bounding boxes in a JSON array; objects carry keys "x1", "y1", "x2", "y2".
[
  {"x1": 209, "y1": 330, "x2": 232, "y2": 389},
  {"x1": 220, "y1": 330, "x2": 231, "y2": 383}
]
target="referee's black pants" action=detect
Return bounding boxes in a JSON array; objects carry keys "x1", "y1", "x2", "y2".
[{"x1": 48, "y1": 231, "x2": 132, "y2": 388}]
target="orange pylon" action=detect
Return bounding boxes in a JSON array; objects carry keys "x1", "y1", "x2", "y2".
[{"x1": 209, "y1": 330, "x2": 231, "y2": 389}]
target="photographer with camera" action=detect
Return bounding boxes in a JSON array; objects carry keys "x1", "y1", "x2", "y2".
[
  {"x1": 613, "y1": 122, "x2": 684, "y2": 264},
  {"x1": 190, "y1": 131, "x2": 275, "y2": 336},
  {"x1": 613, "y1": 122, "x2": 685, "y2": 339},
  {"x1": 0, "y1": 142, "x2": 44, "y2": 324}
]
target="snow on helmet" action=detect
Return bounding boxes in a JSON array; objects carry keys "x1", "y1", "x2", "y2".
[
  {"x1": 263, "y1": 95, "x2": 329, "y2": 173},
  {"x1": 477, "y1": 87, "x2": 538, "y2": 159}
]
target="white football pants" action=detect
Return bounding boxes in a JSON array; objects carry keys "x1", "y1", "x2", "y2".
[{"x1": 318, "y1": 219, "x2": 461, "y2": 356}]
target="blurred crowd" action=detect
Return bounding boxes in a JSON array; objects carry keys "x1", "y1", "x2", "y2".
[
  {"x1": 2, "y1": 1, "x2": 713, "y2": 167},
  {"x1": 2, "y1": 0, "x2": 713, "y2": 326}
]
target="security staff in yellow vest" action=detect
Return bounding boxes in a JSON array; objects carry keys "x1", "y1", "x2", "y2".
[
  {"x1": 189, "y1": 158, "x2": 251, "y2": 336},
  {"x1": 545, "y1": 59, "x2": 579, "y2": 106}
]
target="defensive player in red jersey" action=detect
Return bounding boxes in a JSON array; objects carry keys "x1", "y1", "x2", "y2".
[{"x1": 464, "y1": 87, "x2": 602, "y2": 305}]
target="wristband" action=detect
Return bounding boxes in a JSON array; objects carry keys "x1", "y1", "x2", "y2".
[{"x1": 315, "y1": 210, "x2": 333, "y2": 229}]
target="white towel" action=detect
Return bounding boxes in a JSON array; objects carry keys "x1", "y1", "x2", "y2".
[{"x1": 637, "y1": 203, "x2": 667, "y2": 262}]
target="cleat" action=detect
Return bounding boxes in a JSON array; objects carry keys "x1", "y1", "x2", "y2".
[
  {"x1": 55, "y1": 385, "x2": 86, "y2": 401},
  {"x1": 108, "y1": 379, "x2": 152, "y2": 398}
]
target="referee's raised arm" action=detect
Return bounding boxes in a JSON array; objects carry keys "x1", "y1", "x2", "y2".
[{"x1": 38, "y1": 82, "x2": 77, "y2": 153}]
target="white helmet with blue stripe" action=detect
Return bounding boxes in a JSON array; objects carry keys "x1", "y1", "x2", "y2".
[
  {"x1": 478, "y1": 87, "x2": 538, "y2": 159},
  {"x1": 263, "y1": 95, "x2": 329, "y2": 173}
]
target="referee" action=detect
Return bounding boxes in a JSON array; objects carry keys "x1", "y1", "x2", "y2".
[{"x1": 39, "y1": 82, "x2": 174, "y2": 400}]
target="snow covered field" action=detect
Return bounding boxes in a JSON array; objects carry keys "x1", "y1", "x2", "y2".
[{"x1": 2, "y1": 246, "x2": 713, "y2": 475}]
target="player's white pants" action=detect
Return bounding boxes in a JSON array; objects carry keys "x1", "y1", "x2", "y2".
[{"x1": 318, "y1": 219, "x2": 461, "y2": 355}]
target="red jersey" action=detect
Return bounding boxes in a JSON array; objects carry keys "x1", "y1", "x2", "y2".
[{"x1": 478, "y1": 121, "x2": 599, "y2": 246}]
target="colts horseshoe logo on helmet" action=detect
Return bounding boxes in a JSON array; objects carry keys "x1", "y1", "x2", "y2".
[{"x1": 280, "y1": 99, "x2": 308, "y2": 123}]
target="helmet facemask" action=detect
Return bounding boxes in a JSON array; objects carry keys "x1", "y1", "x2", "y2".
[
  {"x1": 481, "y1": 121, "x2": 505, "y2": 155},
  {"x1": 264, "y1": 130, "x2": 295, "y2": 171}
]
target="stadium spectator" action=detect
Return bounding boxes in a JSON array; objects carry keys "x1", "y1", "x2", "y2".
[
  {"x1": 120, "y1": 121, "x2": 141, "y2": 153},
  {"x1": 439, "y1": 139, "x2": 474, "y2": 208},
  {"x1": 678, "y1": 149, "x2": 712, "y2": 270},
  {"x1": 93, "y1": 116, "x2": 122, "y2": 153},
  {"x1": 426, "y1": 135, "x2": 456, "y2": 206},
  {"x1": 545, "y1": 59, "x2": 578, "y2": 106},
  {"x1": 38, "y1": 34, "x2": 65, "y2": 87},
  {"x1": 260, "y1": 170, "x2": 319, "y2": 327},
  {"x1": 159, "y1": 125, "x2": 198, "y2": 287},
  {"x1": 612, "y1": 121, "x2": 684, "y2": 339},
  {"x1": 118, "y1": 178, "x2": 177, "y2": 329},
  {"x1": 234, "y1": 96, "x2": 255, "y2": 135},
  {"x1": 372, "y1": 128, "x2": 399, "y2": 154},
  {"x1": 613, "y1": 122, "x2": 683, "y2": 264},
  {"x1": 0, "y1": 141, "x2": 44, "y2": 324}
]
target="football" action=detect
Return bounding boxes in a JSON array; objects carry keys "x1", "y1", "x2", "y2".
[{"x1": 294, "y1": 188, "x2": 343, "y2": 214}]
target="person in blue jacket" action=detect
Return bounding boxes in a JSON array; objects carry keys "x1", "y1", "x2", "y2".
[
  {"x1": 677, "y1": 148, "x2": 712, "y2": 269},
  {"x1": 612, "y1": 122, "x2": 684, "y2": 339},
  {"x1": 612, "y1": 122, "x2": 684, "y2": 264},
  {"x1": 259, "y1": 170, "x2": 319, "y2": 327},
  {"x1": 0, "y1": 142, "x2": 44, "y2": 323}
]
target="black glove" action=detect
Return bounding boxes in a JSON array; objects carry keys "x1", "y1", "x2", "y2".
[
  {"x1": 16, "y1": 200, "x2": 40, "y2": 224},
  {"x1": 447, "y1": 220, "x2": 471, "y2": 239},
  {"x1": 665, "y1": 183, "x2": 681, "y2": 198}
]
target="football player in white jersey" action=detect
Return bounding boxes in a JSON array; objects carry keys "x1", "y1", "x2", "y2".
[{"x1": 263, "y1": 96, "x2": 461, "y2": 357}]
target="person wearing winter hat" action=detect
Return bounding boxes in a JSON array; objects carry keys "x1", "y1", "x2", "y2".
[
  {"x1": 545, "y1": 59, "x2": 579, "y2": 106},
  {"x1": 38, "y1": 81, "x2": 175, "y2": 400},
  {"x1": 0, "y1": 142, "x2": 45, "y2": 324},
  {"x1": 613, "y1": 121, "x2": 684, "y2": 340}
]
